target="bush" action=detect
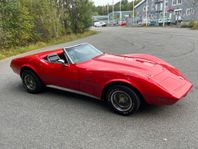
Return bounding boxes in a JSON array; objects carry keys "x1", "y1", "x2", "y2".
[
  {"x1": 191, "y1": 21, "x2": 198, "y2": 30},
  {"x1": 0, "y1": 0, "x2": 94, "y2": 49},
  {"x1": 180, "y1": 21, "x2": 198, "y2": 30},
  {"x1": 180, "y1": 22, "x2": 192, "y2": 28}
]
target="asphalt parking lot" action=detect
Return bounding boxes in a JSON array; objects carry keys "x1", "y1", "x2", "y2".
[{"x1": 0, "y1": 27, "x2": 198, "y2": 149}]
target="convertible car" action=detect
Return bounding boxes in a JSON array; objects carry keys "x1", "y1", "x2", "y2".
[{"x1": 10, "y1": 43, "x2": 192, "y2": 115}]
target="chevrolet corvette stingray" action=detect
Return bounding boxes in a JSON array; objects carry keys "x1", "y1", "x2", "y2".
[{"x1": 10, "y1": 43, "x2": 192, "y2": 115}]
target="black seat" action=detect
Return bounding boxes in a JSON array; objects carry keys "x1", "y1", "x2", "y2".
[{"x1": 47, "y1": 53, "x2": 61, "y2": 63}]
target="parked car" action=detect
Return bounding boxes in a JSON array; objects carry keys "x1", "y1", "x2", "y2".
[
  {"x1": 119, "y1": 21, "x2": 127, "y2": 26},
  {"x1": 10, "y1": 43, "x2": 192, "y2": 115},
  {"x1": 148, "y1": 19, "x2": 157, "y2": 26},
  {"x1": 158, "y1": 18, "x2": 171, "y2": 26},
  {"x1": 94, "y1": 21, "x2": 106, "y2": 27}
]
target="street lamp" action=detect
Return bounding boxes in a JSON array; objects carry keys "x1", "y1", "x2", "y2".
[
  {"x1": 112, "y1": 0, "x2": 114, "y2": 25},
  {"x1": 120, "y1": 0, "x2": 122, "y2": 22},
  {"x1": 133, "y1": 0, "x2": 135, "y2": 25},
  {"x1": 146, "y1": 0, "x2": 148, "y2": 26},
  {"x1": 163, "y1": 0, "x2": 166, "y2": 27},
  {"x1": 107, "y1": 2, "x2": 110, "y2": 25}
]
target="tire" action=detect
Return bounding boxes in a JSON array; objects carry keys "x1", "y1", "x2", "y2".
[
  {"x1": 21, "y1": 69, "x2": 44, "y2": 94},
  {"x1": 106, "y1": 85, "x2": 141, "y2": 115}
]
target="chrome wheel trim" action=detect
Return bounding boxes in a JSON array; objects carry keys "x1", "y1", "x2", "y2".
[
  {"x1": 24, "y1": 74, "x2": 36, "y2": 90},
  {"x1": 110, "y1": 90, "x2": 133, "y2": 112}
]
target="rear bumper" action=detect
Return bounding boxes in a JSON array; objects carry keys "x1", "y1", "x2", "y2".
[{"x1": 10, "y1": 59, "x2": 21, "y2": 75}]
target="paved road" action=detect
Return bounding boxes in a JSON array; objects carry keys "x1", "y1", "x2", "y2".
[{"x1": 0, "y1": 27, "x2": 198, "y2": 149}]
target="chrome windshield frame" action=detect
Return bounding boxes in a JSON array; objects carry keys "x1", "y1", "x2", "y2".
[
  {"x1": 63, "y1": 47, "x2": 74, "y2": 64},
  {"x1": 63, "y1": 43, "x2": 103, "y2": 64}
]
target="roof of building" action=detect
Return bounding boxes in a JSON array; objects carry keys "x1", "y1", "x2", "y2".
[
  {"x1": 108, "y1": 11, "x2": 132, "y2": 14},
  {"x1": 134, "y1": 0, "x2": 145, "y2": 9},
  {"x1": 108, "y1": 11, "x2": 132, "y2": 16}
]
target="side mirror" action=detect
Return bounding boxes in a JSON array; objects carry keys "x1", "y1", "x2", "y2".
[{"x1": 57, "y1": 59, "x2": 65, "y2": 64}]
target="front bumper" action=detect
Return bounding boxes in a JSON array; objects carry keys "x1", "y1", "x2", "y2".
[
  {"x1": 157, "y1": 81, "x2": 192, "y2": 105},
  {"x1": 172, "y1": 81, "x2": 193, "y2": 100},
  {"x1": 146, "y1": 81, "x2": 193, "y2": 106}
]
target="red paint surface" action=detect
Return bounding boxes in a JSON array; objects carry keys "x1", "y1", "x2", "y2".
[{"x1": 10, "y1": 49, "x2": 192, "y2": 105}]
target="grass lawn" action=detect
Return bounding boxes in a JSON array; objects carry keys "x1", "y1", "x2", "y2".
[{"x1": 0, "y1": 30, "x2": 97, "y2": 60}]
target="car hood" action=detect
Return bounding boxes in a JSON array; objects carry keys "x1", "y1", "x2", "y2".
[
  {"x1": 92, "y1": 54, "x2": 164, "y2": 77},
  {"x1": 92, "y1": 54, "x2": 191, "y2": 94}
]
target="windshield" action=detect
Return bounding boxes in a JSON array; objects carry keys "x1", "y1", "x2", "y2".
[{"x1": 65, "y1": 44, "x2": 103, "y2": 64}]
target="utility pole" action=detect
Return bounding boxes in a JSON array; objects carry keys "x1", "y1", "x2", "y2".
[
  {"x1": 112, "y1": 0, "x2": 115, "y2": 25},
  {"x1": 120, "y1": 0, "x2": 122, "y2": 22},
  {"x1": 107, "y1": 2, "x2": 110, "y2": 25},
  {"x1": 163, "y1": 0, "x2": 166, "y2": 27},
  {"x1": 133, "y1": 0, "x2": 135, "y2": 25},
  {"x1": 146, "y1": 0, "x2": 148, "y2": 26}
]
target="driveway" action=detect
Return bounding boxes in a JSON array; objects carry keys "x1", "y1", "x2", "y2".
[{"x1": 0, "y1": 27, "x2": 198, "y2": 149}]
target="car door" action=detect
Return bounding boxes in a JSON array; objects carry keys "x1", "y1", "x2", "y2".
[{"x1": 43, "y1": 62, "x2": 79, "y2": 91}]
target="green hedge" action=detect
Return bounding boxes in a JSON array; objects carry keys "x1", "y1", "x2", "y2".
[
  {"x1": 191, "y1": 21, "x2": 198, "y2": 30},
  {"x1": 0, "y1": 0, "x2": 94, "y2": 49},
  {"x1": 181, "y1": 20, "x2": 198, "y2": 30}
]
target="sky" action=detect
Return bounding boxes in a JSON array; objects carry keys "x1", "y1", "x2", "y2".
[{"x1": 93, "y1": 0, "x2": 134, "y2": 6}]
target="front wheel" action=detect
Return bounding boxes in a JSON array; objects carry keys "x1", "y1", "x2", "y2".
[
  {"x1": 106, "y1": 85, "x2": 141, "y2": 115},
  {"x1": 21, "y1": 70, "x2": 44, "y2": 93}
]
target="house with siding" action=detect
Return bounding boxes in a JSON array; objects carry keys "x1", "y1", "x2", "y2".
[
  {"x1": 108, "y1": 11, "x2": 132, "y2": 23},
  {"x1": 93, "y1": 11, "x2": 132, "y2": 25},
  {"x1": 134, "y1": 0, "x2": 198, "y2": 24}
]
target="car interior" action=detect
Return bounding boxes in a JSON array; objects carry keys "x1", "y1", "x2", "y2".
[{"x1": 45, "y1": 51, "x2": 68, "y2": 64}]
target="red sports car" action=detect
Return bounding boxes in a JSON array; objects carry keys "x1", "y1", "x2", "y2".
[
  {"x1": 10, "y1": 43, "x2": 192, "y2": 115},
  {"x1": 119, "y1": 21, "x2": 127, "y2": 26}
]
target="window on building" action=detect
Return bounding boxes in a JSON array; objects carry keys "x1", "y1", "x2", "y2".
[
  {"x1": 186, "y1": 9, "x2": 190, "y2": 16},
  {"x1": 172, "y1": 0, "x2": 177, "y2": 5},
  {"x1": 190, "y1": 8, "x2": 194, "y2": 15},
  {"x1": 143, "y1": 6, "x2": 146, "y2": 12},
  {"x1": 160, "y1": 3, "x2": 163, "y2": 11},
  {"x1": 172, "y1": 0, "x2": 182, "y2": 5},
  {"x1": 178, "y1": 0, "x2": 182, "y2": 5},
  {"x1": 186, "y1": 8, "x2": 194, "y2": 16}
]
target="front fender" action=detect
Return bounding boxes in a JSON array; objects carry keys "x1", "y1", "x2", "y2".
[
  {"x1": 20, "y1": 57, "x2": 42, "y2": 78},
  {"x1": 99, "y1": 78, "x2": 146, "y2": 100}
]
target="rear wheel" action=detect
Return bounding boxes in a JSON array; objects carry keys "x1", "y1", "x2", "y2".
[
  {"x1": 21, "y1": 70, "x2": 44, "y2": 93},
  {"x1": 106, "y1": 85, "x2": 141, "y2": 115}
]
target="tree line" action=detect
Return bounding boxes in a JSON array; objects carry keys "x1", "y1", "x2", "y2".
[
  {"x1": 0, "y1": 0, "x2": 93, "y2": 49},
  {"x1": 93, "y1": 0, "x2": 141, "y2": 16}
]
